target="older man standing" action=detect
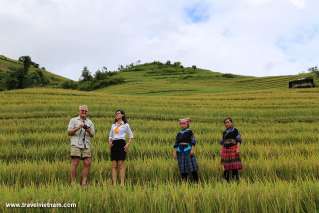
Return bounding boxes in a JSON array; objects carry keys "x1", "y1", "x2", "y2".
[{"x1": 67, "y1": 105, "x2": 95, "y2": 186}]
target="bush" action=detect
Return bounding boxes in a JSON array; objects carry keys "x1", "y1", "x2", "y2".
[
  {"x1": 36, "y1": 70, "x2": 49, "y2": 85},
  {"x1": 2, "y1": 67, "x2": 50, "y2": 90},
  {"x1": 173, "y1": 62, "x2": 181, "y2": 67},
  {"x1": 100, "y1": 77, "x2": 125, "y2": 87},
  {"x1": 222, "y1": 73, "x2": 236, "y2": 78},
  {"x1": 152, "y1": 61, "x2": 163, "y2": 65},
  {"x1": 306, "y1": 66, "x2": 319, "y2": 77},
  {"x1": 25, "y1": 70, "x2": 49, "y2": 87},
  {"x1": 61, "y1": 81, "x2": 78, "y2": 89},
  {"x1": 77, "y1": 77, "x2": 125, "y2": 91},
  {"x1": 0, "y1": 72, "x2": 7, "y2": 90},
  {"x1": 25, "y1": 71, "x2": 43, "y2": 86},
  {"x1": 94, "y1": 70, "x2": 115, "y2": 80},
  {"x1": 5, "y1": 68, "x2": 24, "y2": 89},
  {"x1": 78, "y1": 81, "x2": 93, "y2": 91},
  {"x1": 80, "y1": 67, "x2": 93, "y2": 81}
]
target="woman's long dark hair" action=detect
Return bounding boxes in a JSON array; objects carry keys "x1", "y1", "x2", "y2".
[{"x1": 114, "y1": 109, "x2": 128, "y2": 124}]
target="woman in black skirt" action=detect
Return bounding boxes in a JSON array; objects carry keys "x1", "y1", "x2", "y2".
[{"x1": 108, "y1": 109, "x2": 133, "y2": 186}]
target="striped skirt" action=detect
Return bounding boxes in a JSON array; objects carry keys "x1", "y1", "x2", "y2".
[
  {"x1": 220, "y1": 145, "x2": 242, "y2": 171},
  {"x1": 177, "y1": 152, "x2": 198, "y2": 174}
]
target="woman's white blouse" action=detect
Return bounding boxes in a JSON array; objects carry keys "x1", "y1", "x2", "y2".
[{"x1": 108, "y1": 122, "x2": 133, "y2": 140}]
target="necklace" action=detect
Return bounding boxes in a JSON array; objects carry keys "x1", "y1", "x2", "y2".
[{"x1": 114, "y1": 122, "x2": 122, "y2": 134}]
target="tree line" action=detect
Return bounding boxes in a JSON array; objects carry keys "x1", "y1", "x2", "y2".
[
  {"x1": 0, "y1": 56, "x2": 49, "y2": 90},
  {"x1": 61, "y1": 66, "x2": 125, "y2": 91}
]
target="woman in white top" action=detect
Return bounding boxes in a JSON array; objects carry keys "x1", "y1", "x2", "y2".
[{"x1": 108, "y1": 109, "x2": 133, "y2": 186}]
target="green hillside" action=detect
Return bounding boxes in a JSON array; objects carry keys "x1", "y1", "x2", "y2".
[
  {"x1": 0, "y1": 55, "x2": 69, "y2": 90},
  {"x1": 99, "y1": 62, "x2": 318, "y2": 95},
  {"x1": 1, "y1": 55, "x2": 317, "y2": 94}
]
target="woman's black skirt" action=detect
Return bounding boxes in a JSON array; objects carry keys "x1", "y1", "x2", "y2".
[{"x1": 110, "y1": 139, "x2": 126, "y2": 161}]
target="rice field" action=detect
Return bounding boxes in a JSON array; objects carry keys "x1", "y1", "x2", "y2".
[{"x1": 1, "y1": 87, "x2": 319, "y2": 212}]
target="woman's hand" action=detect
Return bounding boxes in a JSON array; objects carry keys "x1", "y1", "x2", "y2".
[
  {"x1": 190, "y1": 149, "x2": 195, "y2": 157},
  {"x1": 173, "y1": 150, "x2": 177, "y2": 159},
  {"x1": 236, "y1": 147, "x2": 240, "y2": 153},
  {"x1": 108, "y1": 141, "x2": 113, "y2": 149},
  {"x1": 236, "y1": 144, "x2": 240, "y2": 153},
  {"x1": 124, "y1": 143, "x2": 130, "y2": 152}
]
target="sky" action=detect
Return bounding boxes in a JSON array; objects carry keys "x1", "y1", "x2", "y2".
[{"x1": 0, "y1": 0, "x2": 318, "y2": 80}]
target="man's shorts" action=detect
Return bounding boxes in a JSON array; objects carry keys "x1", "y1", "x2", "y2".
[{"x1": 70, "y1": 145, "x2": 91, "y2": 159}]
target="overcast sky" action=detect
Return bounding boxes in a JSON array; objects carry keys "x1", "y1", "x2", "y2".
[{"x1": 0, "y1": 0, "x2": 318, "y2": 80}]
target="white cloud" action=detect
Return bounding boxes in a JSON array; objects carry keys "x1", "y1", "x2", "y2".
[
  {"x1": 0, "y1": 0, "x2": 318, "y2": 79},
  {"x1": 290, "y1": 0, "x2": 305, "y2": 9}
]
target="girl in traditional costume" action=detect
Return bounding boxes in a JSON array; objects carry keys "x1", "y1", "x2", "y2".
[
  {"x1": 220, "y1": 117, "x2": 242, "y2": 182},
  {"x1": 173, "y1": 118, "x2": 199, "y2": 182}
]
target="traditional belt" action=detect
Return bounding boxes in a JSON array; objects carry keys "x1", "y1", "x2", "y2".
[{"x1": 176, "y1": 144, "x2": 191, "y2": 153}]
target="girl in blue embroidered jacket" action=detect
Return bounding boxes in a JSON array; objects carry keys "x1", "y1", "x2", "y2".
[{"x1": 173, "y1": 118, "x2": 199, "y2": 182}]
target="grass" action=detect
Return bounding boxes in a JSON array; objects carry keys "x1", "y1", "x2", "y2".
[
  {"x1": 1, "y1": 181, "x2": 319, "y2": 213},
  {"x1": 0, "y1": 58, "x2": 319, "y2": 212},
  {"x1": 97, "y1": 62, "x2": 318, "y2": 95}
]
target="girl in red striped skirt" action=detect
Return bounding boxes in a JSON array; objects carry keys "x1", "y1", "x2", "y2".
[{"x1": 220, "y1": 117, "x2": 242, "y2": 182}]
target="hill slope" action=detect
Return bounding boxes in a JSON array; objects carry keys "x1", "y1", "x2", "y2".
[
  {"x1": 99, "y1": 62, "x2": 318, "y2": 95},
  {"x1": 0, "y1": 55, "x2": 69, "y2": 89},
  {"x1": 1, "y1": 56, "x2": 317, "y2": 94}
]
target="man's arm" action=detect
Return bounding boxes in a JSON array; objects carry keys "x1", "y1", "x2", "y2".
[
  {"x1": 85, "y1": 121, "x2": 95, "y2": 137},
  {"x1": 68, "y1": 119, "x2": 83, "y2": 136},
  {"x1": 68, "y1": 126, "x2": 82, "y2": 136}
]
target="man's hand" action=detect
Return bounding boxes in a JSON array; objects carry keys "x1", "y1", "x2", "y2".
[
  {"x1": 78, "y1": 122, "x2": 84, "y2": 129},
  {"x1": 68, "y1": 124, "x2": 83, "y2": 136}
]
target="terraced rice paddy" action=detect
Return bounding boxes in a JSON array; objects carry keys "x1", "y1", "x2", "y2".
[{"x1": 1, "y1": 87, "x2": 319, "y2": 212}]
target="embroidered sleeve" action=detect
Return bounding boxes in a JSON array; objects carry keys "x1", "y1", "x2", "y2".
[
  {"x1": 220, "y1": 131, "x2": 225, "y2": 145},
  {"x1": 235, "y1": 129, "x2": 242, "y2": 143},
  {"x1": 220, "y1": 138, "x2": 224, "y2": 145},
  {"x1": 191, "y1": 135, "x2": 196, "y2": 146},
  {"x1": 174, "y1": 133, "x2": 179, "y2": 148},
  {"x1": 189, "y1": 130, "x2": 196, "y2": 146}
]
